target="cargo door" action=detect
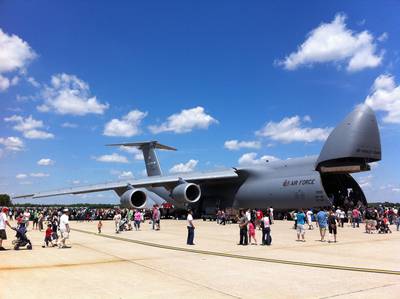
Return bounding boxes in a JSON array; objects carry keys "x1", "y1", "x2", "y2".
[{"x1": 316, "y1": 105, "x2": 381, "y2": 174}]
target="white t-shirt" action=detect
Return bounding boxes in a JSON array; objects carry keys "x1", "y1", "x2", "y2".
[
  {"x1": 262, "y1": 216, "x2": 270, "y2": 228},
  {"x1": 245, "y1": 211, "x2": 251, "y2": 221},
  {"x1": 0, "y1": 212, "x2": 7, "y2": 230},
  {"x1": 60, "y1": 214, "x2": 69, "y2": 231},
  {"x1": 187, "y1": 214, "x2": 193, "y2": 227},
  {"x1": 23, "y1": 212, "x2": 30, "y2": 221},
  {"x1": 306, "y1": 211, "x2": 313, "y2": 222},
  {"x1": 114, "y1": 214, "x2": 121, "y2": 223}
]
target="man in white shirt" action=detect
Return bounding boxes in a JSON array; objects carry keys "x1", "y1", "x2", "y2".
[
  {"x1": 306, "y1": 209, "x2": 314, "y2": 230},
  {"x1": 261, "y1": 213, "x2": 271, "y2": 245},
  {"x1": 58, "y1": 208, "x2": 70, "y2": 248},
  {"x1": 0, "y1": 207, "x2": 13, "y2": 250},
  {"x1": 114, "y1": 210, "x2": 122, "y2": 234},
  {"x1": 186, "y1": 209, "x2": 195, "y2": 245},
  {"x1": 269, "y1": 207, "x2": 274, "y2": 224},
  {"x1": 245, "y1": 209, "x2": 251, "y2": 222}
]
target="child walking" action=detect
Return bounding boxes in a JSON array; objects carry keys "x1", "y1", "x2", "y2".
[
  {"x1": 42, "y1": 224, "x2": 54, "y2": 248},
  {"x1": 97, "y1": 220, "x2": 103, "y2": 234},
  {"x1": 248, "y1": 220, "x2": 257, "y2": 245}
]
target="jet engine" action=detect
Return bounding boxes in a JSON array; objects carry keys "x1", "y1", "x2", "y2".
[
  {"x1": 171, "y1": 182, "x2": 201, "y2": 204},
  {"x1": 120, "y1": 188, "x2": 147, "y2": 209}
]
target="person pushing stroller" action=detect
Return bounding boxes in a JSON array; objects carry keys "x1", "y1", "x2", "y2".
[{"x1": 12, "y1": 219, "x2": 32, "y2": 250}]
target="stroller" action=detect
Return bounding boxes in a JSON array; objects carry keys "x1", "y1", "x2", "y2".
[
  {"x1": 378, "y1": 219, "x2": 392, "y2": 234},
  {"x1": 12, "y1": 222, "x2": 33, "y2": 250},
  {"x1": 119, "y1": 218, "x2": 128, "y2": 232}
]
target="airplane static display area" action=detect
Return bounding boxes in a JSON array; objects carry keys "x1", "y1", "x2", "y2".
[{"x1": 14, "y1": 105, "x2": 381, "y2": 211}]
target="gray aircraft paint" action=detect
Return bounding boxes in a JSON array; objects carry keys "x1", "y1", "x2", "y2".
[{"x1": 14, "y1": 105, "x2": 381, "y2": 211}]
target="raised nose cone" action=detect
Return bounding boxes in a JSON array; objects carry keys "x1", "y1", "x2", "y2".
[{"x1": 316, "y1": 104, "x2": 381, "y2": 171}]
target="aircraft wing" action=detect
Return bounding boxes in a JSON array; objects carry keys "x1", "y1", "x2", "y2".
[{"x1": 13, "y1": 169, "x2": 239, "y2": 199}]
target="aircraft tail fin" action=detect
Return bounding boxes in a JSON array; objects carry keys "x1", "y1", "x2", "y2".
[{"x1": 106, "y1": 141, "x2": 177, "y2": 177}]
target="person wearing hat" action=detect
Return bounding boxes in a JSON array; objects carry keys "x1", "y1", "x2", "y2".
[
  {"x1": 0, "y1": 207, "x2": 13, "y2": 250},
  {"x1": 58, "y1": 208, "x2": 70, "y2": 248}
]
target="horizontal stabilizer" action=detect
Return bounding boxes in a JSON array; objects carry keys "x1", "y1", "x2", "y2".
[{"x1": 106, "y1": 141, "x2": 177, "y2": 151}]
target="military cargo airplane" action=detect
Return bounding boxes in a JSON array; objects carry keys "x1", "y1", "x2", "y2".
[{"x1": 14, "y1": 105, "x2": 381, "y2": 211}]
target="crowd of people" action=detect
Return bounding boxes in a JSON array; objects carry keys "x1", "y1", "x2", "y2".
[
  {"x1": 0, "y1": 204, "x2": 399, "y2": 251},
  {"x1": 0, "y1": 206, "x2": 71, "y2": 250},
  {"x1": 291, "y1": 205, "x2": 399, "y2": 242},
  {"x1": 110, "y1": 205, "x2": 161, "y2": 234}
]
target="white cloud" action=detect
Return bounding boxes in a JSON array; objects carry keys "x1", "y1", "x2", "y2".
[
  {"x1": 279, "y1": 14, "x2": 383, "y2": 72},
  {"x1": 0, "y1": 28, "x2": 36, "y2": 91},
  {"x1": 256, "y1": 115, "x2": 332, "y2": 143},
  {"x1": 61, "y1": 122, "x2": 78, "y2": 128},
  {"x1": 30, "y1": 172, "x2": 49, "y2": 178},
  {"x1": 95, "y1": 153, "x2": 129, "y2": 163},
  {"x1": 72, "y1": 180, "x2": 80, "y2": 185},
  {"x1": 19, "y1": 181, "x2": 32, "y2": 185},
  {"x1": 23, "y1": 129, "x2": 54, "y2": 139},
  {"x1": 224, "y1": 140, "x2": 261, "y2": 151},
  {"x1": 377, "y1": 32, "x2": 388, "y2": 42},
  {"x1": 149, "y1": 106, "x2": 218, "y2": 134},
  {"x1": 103, "y1": 110, "x2": 147, "y2": 137},
  {"x1": 238, "y1": 152, "x2": 279, "y2": 166},
  {"x1": 169, "y1": 159, "x2": 198, "y2": 173},
  {"x1": 118, "y1": 171, "x2": 134, "y2": 179},
  {"x1": 365, "y1": 74, "x2": 400, "y2": 123},
  {"x1": 119, "y1": 146, "x2": 144, "y2": 160},
  {"x1": 0, "y1": 136, "x2": 24, "y2": 151},
  {"x1": 392, "y1": 188, "x2": 400, "y2": 193},
  {"x1": 369, "y1": 162, "x2": 379, "y2": 169},
  {"x1": 0, "y1": 74, "x2": 10, "y2": 91},
  {"x1": 26, "y1": 76, "x2": 40, "y2": 88},
  {"x1": 356, "y1": 174, "x2": 373, "y2": 189},
  {"x1": 37, "y1": 158, "x2": 55, "y2": 166},
  {"x1": 39, "y1": 73, "x2": 109, "y2": 115},
  {"x1": 4, "y1": 115, "x2": 54, "y2": 139},
  {"x1": 16, "y1": 173, "x2": 28, "y2": 179}
]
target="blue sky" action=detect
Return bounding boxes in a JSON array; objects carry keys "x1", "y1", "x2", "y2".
[{"x1": 1, "y1": 0, "x2": 399, "y2": 204}]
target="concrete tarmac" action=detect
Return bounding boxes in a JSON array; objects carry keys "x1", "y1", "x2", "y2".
[{"x1": 0, "y1": 219, "x2": 399, "y2": 299}]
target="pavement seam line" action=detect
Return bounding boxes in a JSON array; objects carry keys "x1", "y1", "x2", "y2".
[
  {"x1": 71, "y1": 228, "x2": 400, "y2": 276},
  {"x1": 75, "y1": 242, "x2": 241, "y2": 299}
]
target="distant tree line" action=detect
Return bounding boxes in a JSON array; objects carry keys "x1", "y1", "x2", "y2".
[
  {"x1": 0, "y1": 194, "x2": 12, "y2": 206},
  {"x1": 12, "y1": 202, "x2": 117, "y2": 208},
  {"x1": 0, "y1": 194, "x2": 117, "y2": 208},
  {"x1": 369, "y1": 202, "x2": 400, "y2": 208}
]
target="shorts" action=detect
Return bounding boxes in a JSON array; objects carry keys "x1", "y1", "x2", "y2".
[
  {"x1": 329, "y1": 225, "x2": 337, "y2": 235},
  {"x1": 60, "y1": 230, "x2": 69, "y2": 239},
  {"x1": 297, "y1": 224, "x2": 305, "y2": 234},
  {"x1": 0, "y1": 229, "x2": 7, "y2": 240},
  {"x1": 319, "y1": 226, "x2": 326, "y2": 234}
]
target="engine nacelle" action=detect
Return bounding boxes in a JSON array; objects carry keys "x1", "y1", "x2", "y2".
[
  {"x1": 171, "y1": 182, "x2": 201, "y2": 204},
  {"x1": 120, "y1": 188, "x2": 147, "y2": 209}
]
